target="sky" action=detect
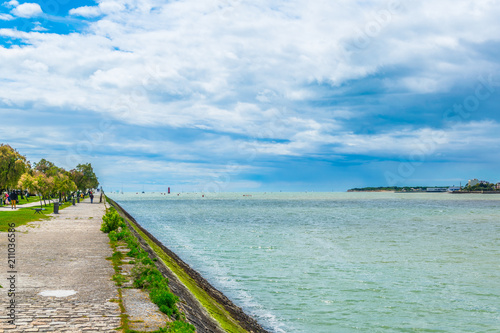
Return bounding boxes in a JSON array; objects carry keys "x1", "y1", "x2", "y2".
[{"x1": 1, "y1": 0, "x2": 500, "y2": 192}]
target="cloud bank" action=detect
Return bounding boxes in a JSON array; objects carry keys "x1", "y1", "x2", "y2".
[{"x1": 1, "y1": 0, "x2": 500, "y2": 190}]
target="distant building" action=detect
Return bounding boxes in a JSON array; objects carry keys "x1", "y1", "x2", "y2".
[
  {"x1": 447, "y1": 186, "x2": 461, "y2": 192},
  {"x1": 468, "y1": 179, "x2": 479, "y2": 186},
  {"x1": 427, "y1": 188, "x2": 448, "y2": 192},
  {"x1": 496, "y1": 183, "x2": 500, "y2": 190}
]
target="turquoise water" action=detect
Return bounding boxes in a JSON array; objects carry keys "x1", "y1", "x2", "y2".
[{"x1": 108, "y1": 192, "x2": 500, "y2": 332}]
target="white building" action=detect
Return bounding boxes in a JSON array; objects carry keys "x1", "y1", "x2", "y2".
[
  {"x1": 468, "y1": 179, "x2": 479, "y2": 186},
  {"x1": 447, "y1": 186, "x2": 461, "y2": 192},
  {"x1": 427, "y1": 188, "x2": 448, "y2": 192}
]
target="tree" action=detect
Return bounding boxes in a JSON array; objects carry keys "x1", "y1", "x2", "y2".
[
  {"x1": 71, "y1": 163, "x2": 99, "y2": 191},
  {"x1": 53, "y1": 171, "x2": 77, "y2": 201},
  {"x1": 33, "y1": 158, "x2": 59, "y2": 177},
  {"x1": 0, "y1": 144, "x2": 29, "y2": 191},
  {"x1": 18, "y1": 172, "x2": 54, "y2": 207}
]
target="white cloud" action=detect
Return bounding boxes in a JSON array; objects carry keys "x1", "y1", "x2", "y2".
[
  {"x1": 1, "y1": 0, "x2": 500, "y2": 164},
  {"x1": 32, "y1": 22, "x2": 48, "y2": 32},
  {"x1": 69, "y1": 1, "x2": 127, "y2": 18},
  {"x1": 4, "y1": 0, "x2": 18, "y2": 8},
  {"x1": 11, "y1": 2, "x2": 42, "y2": 18},
  {"x1": 69, "y1": 6, "x2": 101, "y2": 18},
  {"x1": 0, "y1": 13, "x2": 14, "y2": 20}
]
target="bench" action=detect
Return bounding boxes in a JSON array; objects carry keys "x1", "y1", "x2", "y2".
[{"x1": 33, "y1": 208, "x2": 45, "y2": 214}]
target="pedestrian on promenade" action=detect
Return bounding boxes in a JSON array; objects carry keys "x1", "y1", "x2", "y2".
[
  {"x1": 90, "y1": 191, "x2": 94, "y2": 204},
  {"x1": 10, "y1": 190, "x2": 18, "y2": 209}
]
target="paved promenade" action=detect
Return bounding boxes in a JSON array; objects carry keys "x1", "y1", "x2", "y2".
[{"x1": 0, "y1": 199, "x2": 122, "y2": 332}]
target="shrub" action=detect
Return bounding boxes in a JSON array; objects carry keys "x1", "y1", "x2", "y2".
[
  {"x1": 101, "y1": 209, "x2": 125, "y2": 233},
  {"x1": 150, "y1": 288, "x2": 179, "y2": 316},
  {"x1": 132, "y1": 261, "x2": 179, "y2": 318}
]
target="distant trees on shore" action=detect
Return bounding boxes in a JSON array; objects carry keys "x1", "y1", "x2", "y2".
[
  {"x1": 463, "y1": 182, "x2": 498, "y2": 192},
  {"x1": 347, "y1": 186, "x2": 430, "y2": 192},
  {"x1": 349, "y1": 182, "x2": 500, "y2": 192},
  {"x1": 0, "y1": 143, "x2": 99, "y2": 205}
]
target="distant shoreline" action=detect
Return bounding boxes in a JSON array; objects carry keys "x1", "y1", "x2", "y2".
[
  {"x1": 449, "y1": 191, "x2": 500, "y2": 194},
  {"x1": 347, "y1": 190, "x2": 500, "y2": 194},
  {"x1": 347, "y1": 190, "x2": 395, "y2": 192}
]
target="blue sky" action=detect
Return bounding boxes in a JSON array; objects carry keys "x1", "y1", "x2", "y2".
[{"x1": 1, "y1": 0, "x2": 500, "y2": 192}]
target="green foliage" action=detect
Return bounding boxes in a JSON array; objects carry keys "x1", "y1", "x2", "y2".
[
  {"x1": 2, "y1": 144, "x2": 97, "y2": 200},
  {"x1": 109, "y1": 230, "x2": 118, "y2": 242},
  {"x1": 101, "y1": 209, "x2": 125, "y2": 233},
  {"x1": 109, "y1": 228, "x2": 130, "y2": 242},
  {"x1": 157, "y1": 321, "x2": 196, "y2": 333},
  {"x1": 53, "y1": 172, "x2": 77, "y2": 195},
  {"x1": 132, "y1": 263, "x2": 166, "y2": 289},
  {"x1": 71, "y1": 163, "x2": 99, "y2": 191},
  {"x1": 464, "y1": 182, "x2": 497, "y2": 192},
  {"x1": 0, "y1": 144, "x2": 29, "y2": 191},
  {"x1": 128, "y1": 247, "x2": 180, "y2": 319},
  {"x1": 348, "y1": 186, "x2": 432, "y2": 192},
  {"x1": 17, "y1": 172, "x2": 53, "y2": 207},
  {"x1": 112, "y1": 273, "x2": 127, "y2": 286},
  {"x1": 151, "y1": 289, "x2": 179, "y2": 316},
  {"x1": 33, "y1": 159, "x2": 58, "y2": 177}
]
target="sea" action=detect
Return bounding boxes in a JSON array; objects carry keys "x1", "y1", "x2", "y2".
[{"x1": 107, "y1": 192, "x2": 500, "y2": 333}]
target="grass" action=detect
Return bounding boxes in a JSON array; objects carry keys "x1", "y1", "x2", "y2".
[
  {"x1": 110, "y1": 200, "x2": 247, "y2": 333},
  {"x1": 0, "y1": 201, "x2": 72, "y2": 232}
]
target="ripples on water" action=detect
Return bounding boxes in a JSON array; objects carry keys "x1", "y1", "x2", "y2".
[{"x1": 108, "y1": 192, "x2": 500, "y2": 332}]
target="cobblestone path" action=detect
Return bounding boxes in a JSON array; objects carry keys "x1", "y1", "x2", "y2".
[{"x1": 0, "y1": 198, "x2": 122, "y2": 332}]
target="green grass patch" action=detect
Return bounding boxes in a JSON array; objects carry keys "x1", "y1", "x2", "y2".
[
  {"x1": 112, "y1": 273, "x2": 128, "y2": 286},
  {"x1": 0, "y1": 201, "x2": 72, "y2": 232}
]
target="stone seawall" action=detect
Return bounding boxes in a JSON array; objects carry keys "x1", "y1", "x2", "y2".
[{"x1": 107, "y1": 197, "x2": 270, "y2": 333}]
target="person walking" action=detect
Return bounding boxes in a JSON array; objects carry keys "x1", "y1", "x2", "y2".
[
  {"x1": 90, "y1": 191, "x2": 94, "y2": 204},
  {"x1": 10, "y1": 191, "x2": 18, "y2": 210}
]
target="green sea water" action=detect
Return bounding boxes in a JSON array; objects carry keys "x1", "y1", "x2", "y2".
[{"x1": 108, "y1": 192, "x2": 500, "y2": 332}]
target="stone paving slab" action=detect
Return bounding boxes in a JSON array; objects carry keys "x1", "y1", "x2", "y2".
[
  {"x1": 122, "y1": 289, "x2": 169, "y2": 332},
  {"x1": 0, "y1": 199, "x2": 122, "y2": 332}
]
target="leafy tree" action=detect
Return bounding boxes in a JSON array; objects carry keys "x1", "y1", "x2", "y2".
[
  {"x1": 0, "y1": 144, "x2": 29, "y2": 191},
  {"x1": 53, "y1": 171, "x2": 77, "y2": 201},
  {"x1": 33, "y1": 158, "x2": 59, "y2": 177},
  {"x1": 18, "y1": 172, "x2": 54, "y2": 207},
  {"x1": 71, "y1": 163, "x2": 99, "y2": 191}
]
